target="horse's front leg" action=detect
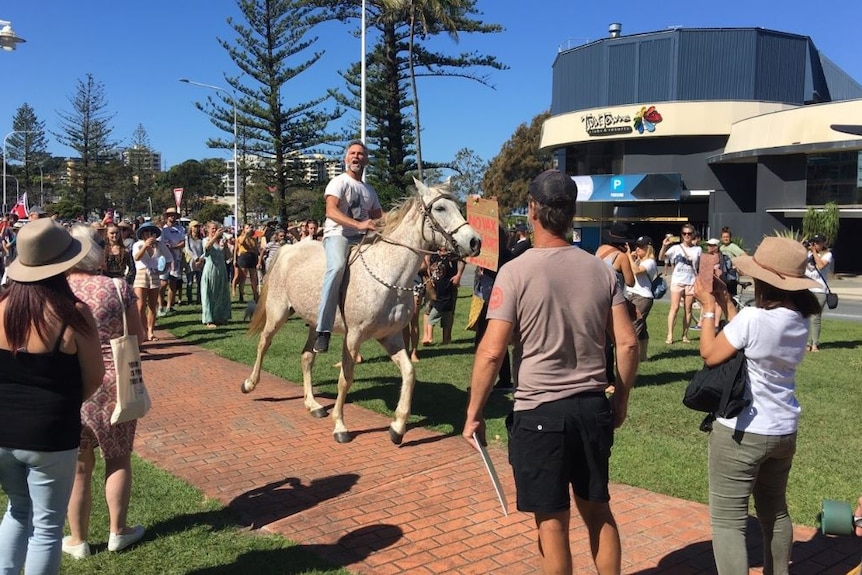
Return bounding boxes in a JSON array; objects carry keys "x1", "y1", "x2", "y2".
[
  {"x1": 331, "y1": 335, "x2": 360, "y2": 444},
  {"x1": 380, "y1": 332, "x2": 415, "y2": 445},
  {"x1": 241, "y1": 305, "x2": 289, "y2": 394},
  {"x1": 301, "y1": 327, "x2": 326, "y2": 418}
]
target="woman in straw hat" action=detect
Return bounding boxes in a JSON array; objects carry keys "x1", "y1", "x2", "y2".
[
  {"x1": 63, "y1": 225, "x2": 147, "y2": 559},
  {"x1": 0, "y1": 219, "x2": 104, "y2": 575},
  {"x1": 693, "y1": 237, "x2": 821, "y2": 575}
]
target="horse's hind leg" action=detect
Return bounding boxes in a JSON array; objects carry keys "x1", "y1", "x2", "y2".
[
  {"x1": 330, "y1": 335, "x2": 361, "y2": 444},
  {"x1": 301, "y1": 327, "x2": 326, "y2": 418},
  {"x1": 380, "y1": 333, "x2": 415, "y2": 445},
  {"x1": 241, "y1": 307, "x2": 291, "y2": 394}
]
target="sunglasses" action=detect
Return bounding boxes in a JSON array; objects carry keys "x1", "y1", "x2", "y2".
[{"x1": 681, "y1": 232, "x2": 693, "y2": 236}]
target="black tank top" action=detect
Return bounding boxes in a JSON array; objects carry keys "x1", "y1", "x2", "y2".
[{"x1": 0, "y1": 325, "x2": 84, "y2": 451}]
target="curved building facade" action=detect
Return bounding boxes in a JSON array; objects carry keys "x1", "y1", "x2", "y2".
[{"x1": 541, "y1": 26, "x2": 862, "y2": 271}]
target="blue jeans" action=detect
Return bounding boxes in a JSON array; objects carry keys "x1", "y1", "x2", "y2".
[
  {"x1": 316, "y1": 235, "x2": 359, "y2": 333},
  {"x1": 0, "y1": 447, "x2": 78, "y2": 575}
]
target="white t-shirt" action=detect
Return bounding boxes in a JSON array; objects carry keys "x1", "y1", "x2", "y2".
[
  {"x1": 322, "y1": 173, "x2": 382, "y2": 240},
  {"x1": 132, "y1": 239, "x2": 173, "y2": 271},
  {"x1": 665, "y1": 244, "x2": 700, "y2": 286},
  {"x1": 804, "y1": 251, "x2": 833, "y2": 294},
  {"x1": 626, "y1": 257, "x2": 657, "y2": 299},
  {"x1": 717, "y1": 306, "x2": 809, "y2": 435}
]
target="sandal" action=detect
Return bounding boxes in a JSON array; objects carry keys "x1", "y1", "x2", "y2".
[
  {"x1": 665, "y1": 338, "x2": 673, "y2": 345},
  {"x1": 682, "y1": 337, "x2": 691, "y2": 344}
]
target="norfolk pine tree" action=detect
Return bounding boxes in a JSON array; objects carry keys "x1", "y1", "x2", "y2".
[{"x1": 7, "y1": 103, "x2": 50, "y2": 198}]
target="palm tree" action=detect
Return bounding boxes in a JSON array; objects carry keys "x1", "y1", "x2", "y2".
[{"x1": 381, "y1": 0, "x2": 462, "y2": 181}]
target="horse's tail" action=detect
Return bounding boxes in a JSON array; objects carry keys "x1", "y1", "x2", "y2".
[{"x1": 247, "y1": 281, "x2": 270, "y2": 336}]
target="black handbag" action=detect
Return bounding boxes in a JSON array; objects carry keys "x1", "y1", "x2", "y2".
[
  {"x1": 683, "y1": 351, "x2": 750, "y2": 431},
  {"x1": 814, "y1": 262, "x2": 838, "y2": 309}
]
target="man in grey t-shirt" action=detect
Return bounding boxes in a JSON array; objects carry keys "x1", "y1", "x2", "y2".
[{"x1": 463, "y1": 170, "x2": 638, "y2": 574}]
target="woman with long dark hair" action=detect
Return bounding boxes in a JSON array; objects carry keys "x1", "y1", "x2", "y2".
[
  {"x1": 694, "y1": 237, "x2": 821, "y2": 575},
  {"x1": 0, "y1": 219, "x2": 104, "y2": 574}
]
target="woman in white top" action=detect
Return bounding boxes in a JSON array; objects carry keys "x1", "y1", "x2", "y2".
[
  {"x1": 693, "y1": 237, "x2": 821, "y2": 575},
  {"x1": 131, "y1": 223, "x2": 172, "y2": 342},
  {"x1": 802, "y1": 234, "x2": 833, "y2": 352},
  {"x1": 658, "y1": 224, "x2": 701, "y2": 344},
  {"x1": 625, "y1": 235, "x2": 657, "y2": 361}
]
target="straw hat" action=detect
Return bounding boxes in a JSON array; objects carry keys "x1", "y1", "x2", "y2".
[
  {"x1": 732, "y1": 237, "x2": 819, "y2": 292},
  {"x1": 164, "y1": 207, "x2": 179, "y2": 216},
  {"x1": 6, "y1": 219, "x2": 91, "y2": 283}
]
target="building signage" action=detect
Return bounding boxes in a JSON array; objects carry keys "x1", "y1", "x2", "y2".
[
  {"x1": 570, "y1": 173, "x2": 681, "y2": 201},
  {"x1": 581, "y1": 105, "x2": 664, "y2": 137},
  {"x1": 581, "y1": 112, "x2": 632, "y2": 136}
]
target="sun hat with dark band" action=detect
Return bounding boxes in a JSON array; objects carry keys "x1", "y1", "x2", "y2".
[
  {"x1": 528, "y1": 170, "x2": 578, "y2": 206},
  {"x1": 602, "y1": 222, "x2": 635, "y2": 245},
  {"x1": 732, "y1": 237, "x2": 819, "y2": 292},
  {"x1": 6, "y1": 219, "x2": 91, "y2": 283}
]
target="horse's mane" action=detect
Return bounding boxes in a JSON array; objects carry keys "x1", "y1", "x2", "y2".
[{"x1": 379, "y1": 184, "x2": 459, "y2": 236}]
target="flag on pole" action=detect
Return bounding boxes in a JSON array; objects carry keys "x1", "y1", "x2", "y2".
[{"x1": 10, "y1": 193, "x2": 28, "y2": 220}]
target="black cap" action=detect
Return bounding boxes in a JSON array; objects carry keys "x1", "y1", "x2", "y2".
[
  {"x1": 29, "y1": 205, "x2": 48, "y2": 216},
  {"x1": 528, "y1": 170, "x2": 578, "y2": 207},
  {"x1": 634, "y1": 235, "x2": 652, "y2": 247},
  {"x1": 811, "y1": 234, "x2": 827, "y2": 244},
  {"x1": 514, "y1": 223, "x2": 528, "y2": 233}
]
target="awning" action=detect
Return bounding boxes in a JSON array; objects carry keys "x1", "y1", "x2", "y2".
[{"x1": 571, "y1": 173, "x2": 682, "y2": 201}]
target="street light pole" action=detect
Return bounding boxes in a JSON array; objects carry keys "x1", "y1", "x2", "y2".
[
  {"x1": 3, "y1": 130, "x2": 34, "y2": 215},
  {"x1": 179, "y1": 78, "x2": 239, "y2": 231}
]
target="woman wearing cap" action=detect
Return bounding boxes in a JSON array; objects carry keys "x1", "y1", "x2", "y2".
[
  {"x1": 64, "y1": 225, "x2": 146, "y2": 559},
  {"x1": 693, "y1": 237, "x2": 821, "y2": 575},
  {"x1": 132, "y1": 223, "x2": 172, "y2": 342},
  {"x1": 0, "y1": 219, "x2": 104, "y2": 574},
  {"x1": 803, "y1": 234, "x2": 833, "y2": 352},
  {"x1": 625, "y1": 236, "x2": 657, "y2": 361}
]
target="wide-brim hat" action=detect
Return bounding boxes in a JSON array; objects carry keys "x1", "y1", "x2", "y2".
[
  {"x1": 6, "y1": 219, "x2": 91, "y2": 283},
  {"x1": 136, "y1": 222, "x2": 162, "y2": 239},
  {"x1": 164, "y1": 207, "x2": 179, "y2": 216},
  {"x1": 732, "y1": 237, "x2": 819, "y2": 292},
  {"x1": 602, "y1": 222, "x2": 634, "y2": 245}
]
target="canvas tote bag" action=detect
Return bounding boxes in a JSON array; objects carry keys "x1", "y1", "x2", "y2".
[{"x1": 110, "y1": 279, "x2": 151, "y2": 424}]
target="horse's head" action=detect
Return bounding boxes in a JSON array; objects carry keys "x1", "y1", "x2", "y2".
[{"x1": 414, "y1": 178, "x2": 481, "y2": 258}]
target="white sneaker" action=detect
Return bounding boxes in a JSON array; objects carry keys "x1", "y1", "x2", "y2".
[
  {"x1": 62, "y1": 536, "x2": 91, "y2": 559},
  {"x1": 107, "y1": 525, "x2": 145, "y2": 552}
]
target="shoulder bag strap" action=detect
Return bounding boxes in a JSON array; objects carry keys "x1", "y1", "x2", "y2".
[
  {"x1": 814, "y1": 262, "x2": 832, "y2": 294},
  {"x1": 113, "y1": 278, "x2": 129, "y2": 337}
]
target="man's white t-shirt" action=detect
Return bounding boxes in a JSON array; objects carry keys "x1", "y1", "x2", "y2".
[
  {"x1": 322, "y1": 173, "x2": 382, "y2": 240},
  {"x1": 717, "y1": 306, "x2": 808, "y2": 435},
  {"x1": 665, "y1": 244, "x2": 700, "y2": 286}
]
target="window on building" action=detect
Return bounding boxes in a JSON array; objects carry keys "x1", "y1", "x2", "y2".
[
  {"x1": 567, "y1": 141, "x2": 624, "y2": 175},
  {"x1": 806, "y1": 151, "x2": 862, "y2": 205}
]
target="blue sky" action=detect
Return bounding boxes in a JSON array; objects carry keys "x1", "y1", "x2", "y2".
[{"x1": 2, "y1": 1, "x2": 861, "y2": 171}]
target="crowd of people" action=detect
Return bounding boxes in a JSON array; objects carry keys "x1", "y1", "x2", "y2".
[{"x1": 0, "y1": 151, "x2": 848, "y2": 574}]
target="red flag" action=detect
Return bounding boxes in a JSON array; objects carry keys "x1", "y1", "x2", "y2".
[{"x1": 10, "y1": 193, "x2": 28, "y2": 219}]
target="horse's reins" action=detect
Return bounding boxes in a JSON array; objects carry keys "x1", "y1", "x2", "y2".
[{"x1": 349, "y1": 193, "x2": 469, "y2": 293}]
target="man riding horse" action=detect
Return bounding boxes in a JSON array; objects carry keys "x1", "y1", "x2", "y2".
[{"x1": 314, "y1": 140, "x2": 383, "y2": 354}]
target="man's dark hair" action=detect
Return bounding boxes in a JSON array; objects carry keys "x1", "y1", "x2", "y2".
[{"x1": 529, "y1": 194, "x2": 576, "y2": 237}]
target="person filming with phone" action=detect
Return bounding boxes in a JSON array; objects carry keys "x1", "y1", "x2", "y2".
[{"x1": 658, "y1": 224, "x2": 701, "y2": 344}]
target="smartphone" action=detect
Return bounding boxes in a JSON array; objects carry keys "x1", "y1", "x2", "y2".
[{"x1": 666, "y1": 235, "x2": 680, "y2": 244}]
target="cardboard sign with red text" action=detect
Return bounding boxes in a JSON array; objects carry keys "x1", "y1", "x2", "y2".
[{"x1": 466, "y1": 197, "x2": 500, "y2": 271}]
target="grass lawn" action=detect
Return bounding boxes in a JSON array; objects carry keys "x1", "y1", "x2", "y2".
[{"x1": 2, "y1": 289, "x2": 858, "y2": 573}]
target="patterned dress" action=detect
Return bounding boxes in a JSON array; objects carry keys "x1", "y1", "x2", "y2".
[
  {"x1": 202, "y1": 242, "x2": 231, "y2": 324},
  {"x1": 67, "y1": 273, "x2": 138, "y2": 458}
]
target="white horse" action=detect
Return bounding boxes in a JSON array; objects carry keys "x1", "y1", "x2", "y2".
[{"x1": 243, "y1": 179, "x2": 481, "y2": 444}]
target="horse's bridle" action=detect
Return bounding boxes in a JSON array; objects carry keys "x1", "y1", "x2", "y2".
[{"x1": 418, "y1": 193, "x2": 471, "y2": 258}]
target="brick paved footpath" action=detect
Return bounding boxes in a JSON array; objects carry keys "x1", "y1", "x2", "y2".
[{"x1": 135, "y1": 331, "x2": 861, "y2": 575}]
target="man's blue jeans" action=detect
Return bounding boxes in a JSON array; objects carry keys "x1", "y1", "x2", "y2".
[
  {"x1": 317, "y1": 235, "x2": 360, "y2": 333},
  {"x1": 0, "y1": 447, "x2": 78, "y2": 575}
]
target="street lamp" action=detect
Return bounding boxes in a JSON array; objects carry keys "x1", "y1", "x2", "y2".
[
  {"x1": 3, "y1": 175, "x2": 20, "y2": 205},
  {"x1": 0, "y1": 20, "x2": 26, "y2": 52},
  {"x1": 3, "y1": 130, "x2": 35, "y2": 215},
  {"x1": 179, "y1": 78, "x2": 239, "y2": 231}
]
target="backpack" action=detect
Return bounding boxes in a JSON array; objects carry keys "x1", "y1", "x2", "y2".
[{"x1": 651, "y1": 273, "x2": 667, "y2": 299}]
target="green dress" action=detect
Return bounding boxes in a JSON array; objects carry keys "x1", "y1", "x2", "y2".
[{"x1": 201, "y1": 242, "x2": 231, "y2": 324}]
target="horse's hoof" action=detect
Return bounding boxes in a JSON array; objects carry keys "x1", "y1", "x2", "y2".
[
  {"x1": 240, "y1": 380, "x2": 255, "y2": 394},
  {"x1": 333, "y1": 431, "x2": 352, "y2": 444},
  {"x1": 310, "y1": 407, "x2": 327, "y2": 419},
  {"x1": 389, "y1": 427, "x2": 404, "y2": 446}
]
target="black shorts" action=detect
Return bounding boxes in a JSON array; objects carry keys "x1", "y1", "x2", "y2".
[
  {"x1": 507, "y1": 392, "x2": 614, "y2": 513},
  {"x1": 237, "y1": 252, "x2": 259, "y2": 269}
]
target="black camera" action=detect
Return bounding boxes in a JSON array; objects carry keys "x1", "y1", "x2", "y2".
[{"x1": 802, "y1": 240, "x2": 810, "y2": 248}]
